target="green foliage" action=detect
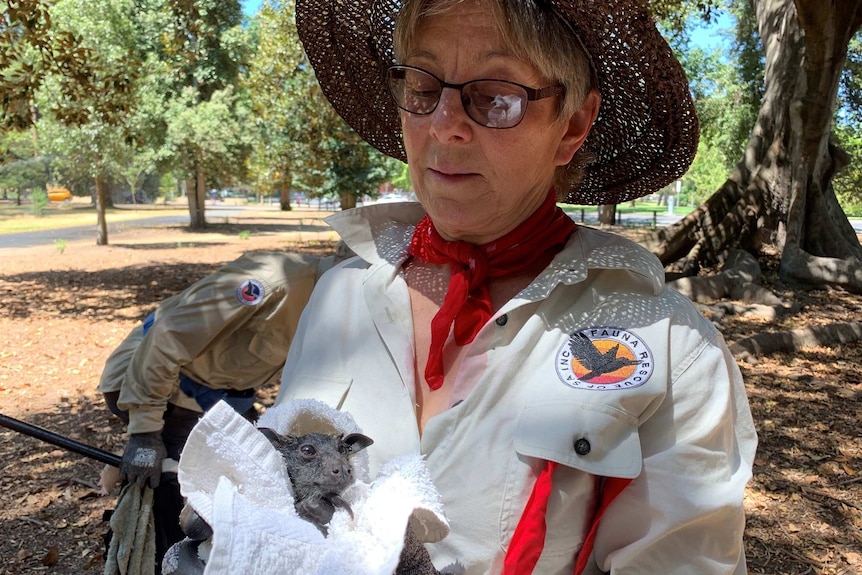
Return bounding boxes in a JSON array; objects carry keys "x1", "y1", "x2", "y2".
[
  {"x1": 21, "y1": 0, "x2": 251, "y2": 223},
  {"x1": 1, "y1": 0, "x2": 137, "y2": 131},
  {"x1": 29, "y1": 187, "x2": 48, "y2": 216},
  {"x1": 686, "y1": 140, "x2": 728, "y2": 204},
  {"x1": 244, "y1": 0, "x2": 399, "y2": 206},
  {"x1": 676, "y1": 7, "x2": 761, "y2": 166},
  {"x1": 238, "y1": 230, "x2": 251, "y2": 240},
  {"x1": 54, "y1": 238, "x2": 67, "y2": 254},
  {"x1": 302, "y1": 129, "x2": 402, "y2": 200},
  {"x1": 30, "y1": 0, "x2": 163, "y2": 211},
  {"x1": 0, "y1": 155, "x2": 50, "y2": 191},
  {"x1": 654, "y1": 3, "x2": 763, "y2": 201},
  {"x1": 649, "y1": 0, "x2": 724, "y2": 40},
  {"x1": 155, "y1": 0, "x2": 250, "y2": 212},
  {"x1": 833, "y1": 123, "x2": 862, "y2": 216},
  {"x1": 3, "y1": 0, "x2": 398, "y2": 214},
  {"x1": 1, "y1": 0, "x2": 81, "y2": 128},
  {"x1": 725, "y1": 2, "x2": 763, "y2": 155},
  {"x1": 390, "y1": 162, "x2": 412, "y2": 192},
  {"x1": 165, "y1": 85, "x2": 252, "y2": 185},
  {"x1": 243, "y1": 0, "x2": 301, "y2": 197},
  {"x1": 833, "y1": 32, "x2": 862, "y2": 217},
  {"x1": 151, "y1": 0, "x2": 244, "y2": 100},
  {"x1": 838, "y1": 34, "x2": 862, "y2": 128}
]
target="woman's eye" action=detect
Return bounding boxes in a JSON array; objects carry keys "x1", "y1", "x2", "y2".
[
  {"x1": 471, "y1": 93, "x2": 500, "y2": 108},
  {"x1": 406, "y1": 83, "x2": 438, "y2": 99}
]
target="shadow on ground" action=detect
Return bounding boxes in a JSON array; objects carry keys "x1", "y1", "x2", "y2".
[
  {"x1": 1, "y1": 262, "x2": 222, "y2": 321},
  {"x1": 0, "y1": 396, "x2": 122, "y2": 574}
]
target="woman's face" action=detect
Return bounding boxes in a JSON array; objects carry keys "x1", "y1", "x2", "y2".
[{"x1": 400, "y1": 2, "x2": 597, "y2": 244}]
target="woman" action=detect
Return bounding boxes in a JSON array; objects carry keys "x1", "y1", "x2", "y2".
[{"x1": 276, "y1": 0, "x2": 757, "y2": 573}]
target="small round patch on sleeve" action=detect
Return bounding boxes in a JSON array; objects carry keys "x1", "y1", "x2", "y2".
[
  {"x1": 236, "y1": 278, "x2": 265, "y2": 306},
  {"x1": 556, "y1": 327, "x2": 654, "y2": 390}
]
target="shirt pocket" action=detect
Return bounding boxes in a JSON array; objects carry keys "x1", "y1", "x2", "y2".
[
  {"x1": 501, "y1": 399, "x2": 642, "y2": 558},
  {"x1": 514, "y1": 400, "x2": 642, "y2": 478}
]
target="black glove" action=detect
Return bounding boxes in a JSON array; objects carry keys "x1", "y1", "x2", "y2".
[
  {"x1": 395, "y1": 523, "x2": 440, "y2": 575},
  {"x1": 179, "y1": 504, "x2": 213, "y2": 541},
  {"x1": 161, "y1": 539, "x2": 205, "y2": 575},
  {"x1": 120, "y1": 431, "x2": 167, "y2": 488}
]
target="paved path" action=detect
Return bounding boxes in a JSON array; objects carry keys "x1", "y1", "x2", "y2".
[
  {"x1": 1, "y1": 204, "x2": 859, "y2": 250},
  {"x1": 0, "y1": 204, "x2": 327, "y2": 250},
  {"x1": 0, "y1": 214, "x2": 191, "y2": 249},
  {"x1": 572, "y1": 208, "x2": 862, "y2": 233}
]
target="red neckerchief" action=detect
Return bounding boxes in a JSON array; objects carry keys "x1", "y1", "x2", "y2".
[
  {"x1": 407, "y1": 190, "x2": 576, "y2": 390},
  {"x1": 502, "y1": 461, "x2": 633, "y2": 575}
]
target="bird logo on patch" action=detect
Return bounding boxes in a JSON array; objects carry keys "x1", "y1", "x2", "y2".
[
  {"x1": 556, "y1": 327, "x2": 654, "y2": 390},
  {"x1": 236, "y1": 279, "x2": 265, "y2": 306}
]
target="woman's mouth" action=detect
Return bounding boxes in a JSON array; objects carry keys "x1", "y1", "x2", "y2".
[{"x1": 429, "y1": 167, "x2": 476, "y2": 181}]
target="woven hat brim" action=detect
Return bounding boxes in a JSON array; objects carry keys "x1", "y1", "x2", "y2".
[{"x1": 296, "y1": 0, "x2": 699, "y2": 205}]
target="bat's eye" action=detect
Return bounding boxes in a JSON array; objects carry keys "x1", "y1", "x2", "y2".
[{"x1": 300, "y1": 444, "x2": 317, "y2": 456}]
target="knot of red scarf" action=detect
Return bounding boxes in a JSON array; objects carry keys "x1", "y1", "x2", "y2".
[{"x1": 408, "y1": 190, "x2": 576, "y2": 390}]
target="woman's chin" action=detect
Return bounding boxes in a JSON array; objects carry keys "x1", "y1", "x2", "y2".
[{"x1": 428, "y1": 213, "x2": 501, "y2": 243}]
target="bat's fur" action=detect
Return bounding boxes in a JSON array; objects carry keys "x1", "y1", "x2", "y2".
[{"x1": 259, "y1": 428, "x2": 373, "y2": 535}]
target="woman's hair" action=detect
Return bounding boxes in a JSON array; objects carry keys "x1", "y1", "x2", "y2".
[{"x1": 393, "y1": 0, "x2": 596, "y2": 193}]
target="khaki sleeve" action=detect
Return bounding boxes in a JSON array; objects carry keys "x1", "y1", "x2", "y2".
[
  {"x1": 196, "y1": 253, "x2": 321, "y2": 389},
  {"x1": 118, "y1": 271, "x2": 270, "y2": 433},
  {"x1": 97, "y1": 324, "x2": 144, "y2": 394},
  {"x1": 118, "y1": 253, "x2": 323, "y2": 434}
]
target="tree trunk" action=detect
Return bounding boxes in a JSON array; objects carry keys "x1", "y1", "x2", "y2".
[
  {"x1": 187, "y1": 158, "x2": 207, "y2": 230},
  {"x1": 339, "y1": 191, "x2": 356, "y2": 210},
  {"x1": 279, "y1": 168, "x2": 292, "y2": 211},
  {"x1": 95, "y1": 173, "x2": 109, "y2": 246},
  {"x1": 598, "y1": 204, "x2": 616, "y2": 226},
  {"x1": 646, "y1": 0, "x2": 862, "y2": 292}
]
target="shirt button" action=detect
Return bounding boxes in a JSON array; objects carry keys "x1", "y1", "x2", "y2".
[
  {"x1": 495, "y1": 314, "x2": 508, "y2": 326},
  {"x1": 573, "y1": 438, "x2": 591, "y2": 456}
]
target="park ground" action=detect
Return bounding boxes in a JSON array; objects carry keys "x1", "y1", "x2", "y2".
[{"x1": 0, "y1": 204, "x2": 860, "y2": 574}]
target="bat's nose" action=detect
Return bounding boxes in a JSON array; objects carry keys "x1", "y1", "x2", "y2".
[{"x1": 328, "y1": 463, "x2": 352, "y2": 477}]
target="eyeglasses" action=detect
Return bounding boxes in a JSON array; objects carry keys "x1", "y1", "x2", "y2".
[{"x1": 386, "y1": 65, "x2": 564, "y2": 129}]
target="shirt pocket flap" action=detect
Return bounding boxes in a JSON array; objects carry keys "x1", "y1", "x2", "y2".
[{"x1": 514, "y1": 400, "x2": 642, "y2": 479}]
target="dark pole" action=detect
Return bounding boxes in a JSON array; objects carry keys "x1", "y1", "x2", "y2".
[{"x1": 0, "y1": 413, "x2": 122, "y2": 467}]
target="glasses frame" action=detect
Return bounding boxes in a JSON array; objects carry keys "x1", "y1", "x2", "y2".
[{"x1": 386, "y1": 65, "x2": 564, "y2": 129}]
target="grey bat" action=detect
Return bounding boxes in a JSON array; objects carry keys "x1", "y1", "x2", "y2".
[{"x1": 258, "y1": 428, "x2": 373, "y2": 535}]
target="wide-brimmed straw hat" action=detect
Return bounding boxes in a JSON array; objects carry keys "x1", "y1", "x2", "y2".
[{"x1": 296, "y1": 0, "x2": 699, "y2": 205}]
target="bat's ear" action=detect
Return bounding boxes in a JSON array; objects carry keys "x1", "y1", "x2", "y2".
[
  {"x1": 343, "y1": 433, "x2": 374, "y2": 453},
  {"x1": 258, "y1": 427, "x2": 283, "y2": 447}
]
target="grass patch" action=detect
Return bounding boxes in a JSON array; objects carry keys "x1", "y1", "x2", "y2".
[
  {"x1": 0, "y1": 204, "x2": 188, "y2": 234},
  {"x1": 561, "y1": 199, "x2": 694, "y2": 217}
]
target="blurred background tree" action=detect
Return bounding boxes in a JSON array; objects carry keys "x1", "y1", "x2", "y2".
[{"x1": 2, "y1": 0, "x2": 860, "y2": 268}]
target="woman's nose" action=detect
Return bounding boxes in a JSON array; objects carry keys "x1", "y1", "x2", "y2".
[{"x1": 429, "y1": 88, "x2": 474, "y2": 142}]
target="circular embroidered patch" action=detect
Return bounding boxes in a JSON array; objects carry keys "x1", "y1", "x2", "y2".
[
  {"x1": 236, "y1": 278, "x2": 265, "y2": 306},
  {"x1": 556, "y1": 327, "x2": 654, "y2": 390}
]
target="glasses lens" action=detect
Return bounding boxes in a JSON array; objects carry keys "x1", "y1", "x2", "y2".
[
  {"x1": 388, "y1": 67, "x2": 441, "y2": 115},
  {"x1": 463, "y1": 81, "x2": 528, "y2": 128}
]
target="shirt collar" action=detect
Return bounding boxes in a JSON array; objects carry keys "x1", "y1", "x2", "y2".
[{"x1": 326, "y1": 203, "x2": 665, "y2": 295}]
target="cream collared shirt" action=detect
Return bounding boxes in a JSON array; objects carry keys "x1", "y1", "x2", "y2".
[{"x1": 275, "y1": 203, "x2": 757, "y2": 575}]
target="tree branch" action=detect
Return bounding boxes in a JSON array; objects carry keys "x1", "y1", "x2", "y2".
[{"x1": 730, "y1": 321, "x2": 862, "y2": 360}]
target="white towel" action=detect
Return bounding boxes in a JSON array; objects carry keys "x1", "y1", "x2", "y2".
[{"x1": 175, "y1": 400, "x2": 448, "y2": 575}]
